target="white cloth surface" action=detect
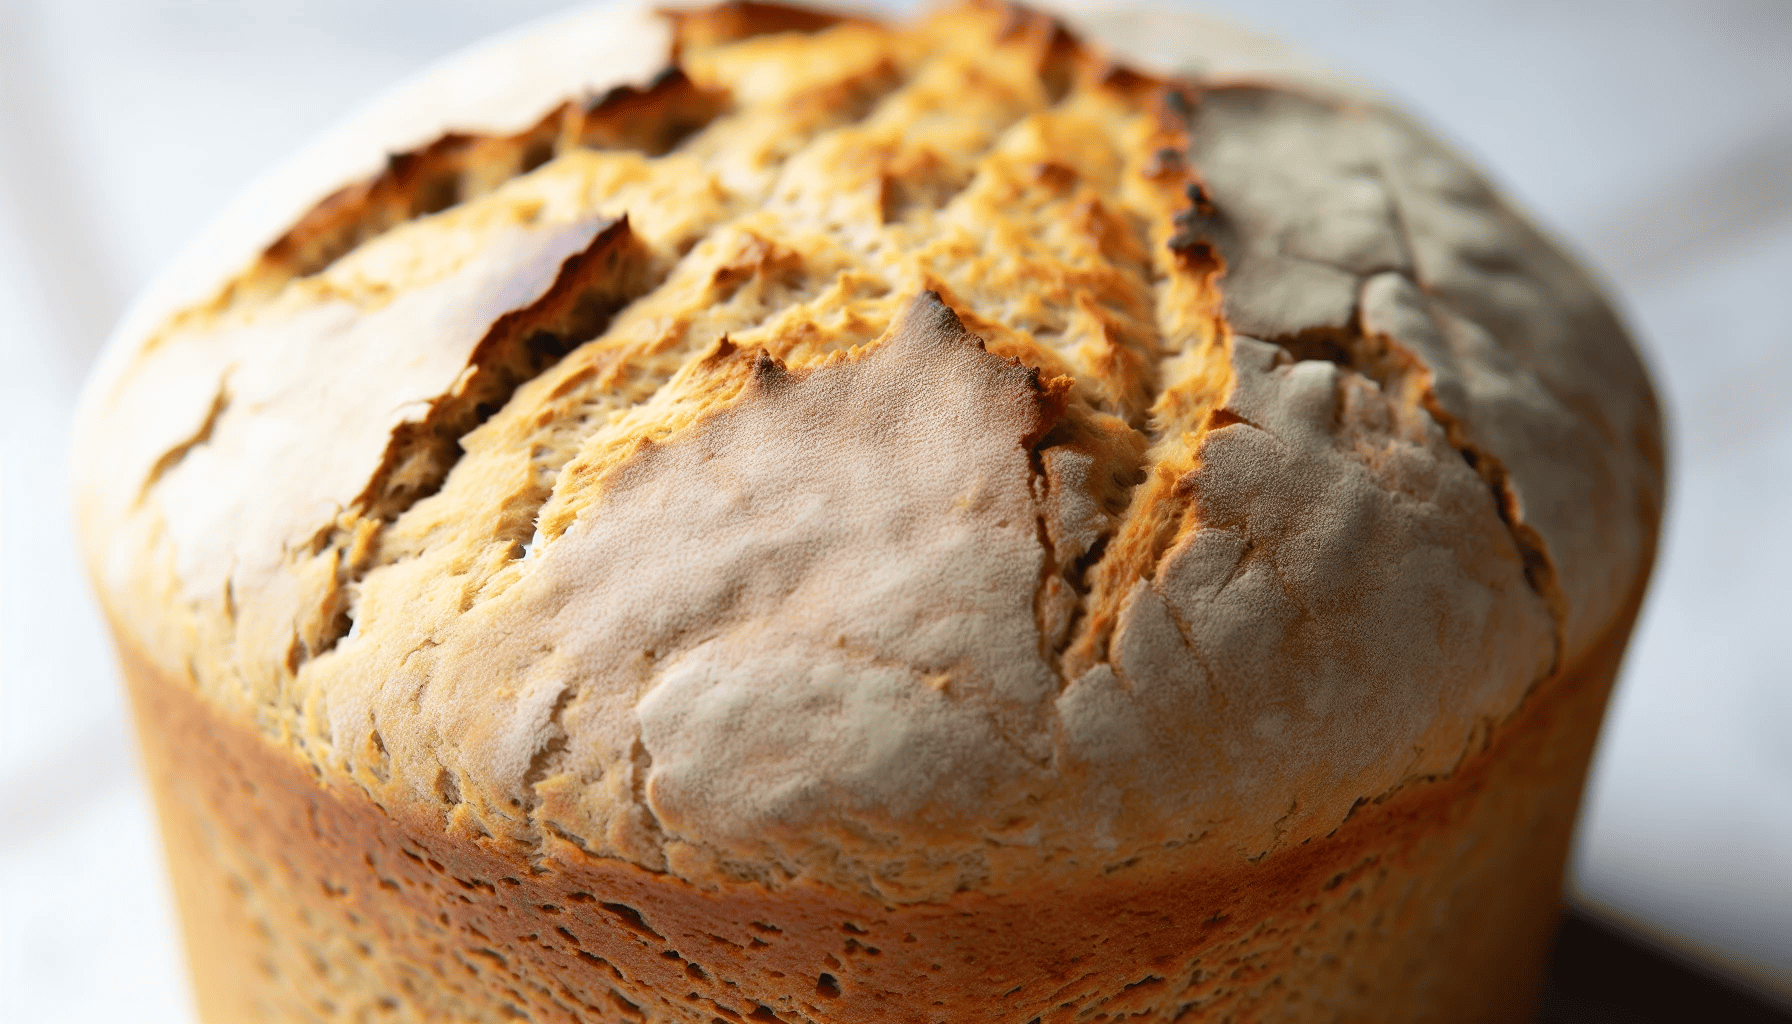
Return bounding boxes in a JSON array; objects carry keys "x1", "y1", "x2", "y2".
[{"x1": 2, "y1": 1, "x2": 1787, "y2": 1019}]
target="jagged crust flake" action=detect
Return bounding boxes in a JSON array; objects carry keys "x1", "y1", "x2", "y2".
[{"x1": 77, "y1": 0, "x2": 1661, "y2": 912}]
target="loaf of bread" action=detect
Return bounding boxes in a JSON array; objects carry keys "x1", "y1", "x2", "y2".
[{"x1": 75, "y1": 1, "x2": 1664, "y2": 1020}]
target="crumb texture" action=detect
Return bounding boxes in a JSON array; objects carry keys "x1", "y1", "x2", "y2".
[{"x1": 78, "y1": 0, "x2": 1662, "y2": 908}]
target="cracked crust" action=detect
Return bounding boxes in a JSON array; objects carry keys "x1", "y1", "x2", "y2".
[{"x1": 76, "y1": 1, "x2": 1663, "y2": 1019}]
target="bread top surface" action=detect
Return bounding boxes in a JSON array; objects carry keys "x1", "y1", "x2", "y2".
[{"x1": 76, "y1": 0, "x2": 1663, "y2": 902}]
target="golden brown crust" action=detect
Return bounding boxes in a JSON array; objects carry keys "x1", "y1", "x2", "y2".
[{"x1": 121, "y1": 577, "x2": 1644, "y2": 1022}]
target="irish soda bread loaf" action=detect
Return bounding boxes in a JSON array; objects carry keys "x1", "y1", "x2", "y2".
[{"x1": 75, "y1": 1, "x2": 1664, "y2": 1020}]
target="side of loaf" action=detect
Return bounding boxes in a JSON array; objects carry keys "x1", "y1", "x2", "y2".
[{"x1": 76, "y1": 1, "x2": 1664, "y2": 1020}]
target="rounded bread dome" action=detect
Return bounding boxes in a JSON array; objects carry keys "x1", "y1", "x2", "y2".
[{"x1": 75, "y1": 0, "x2": 1663, "y2": 904}]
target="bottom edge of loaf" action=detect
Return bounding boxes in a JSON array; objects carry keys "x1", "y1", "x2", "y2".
[{"x1": 116, "y1": 583, "x2": 1642, "y2": 1024}]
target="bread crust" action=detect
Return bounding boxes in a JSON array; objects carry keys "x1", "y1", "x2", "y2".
[
  {"x1": 77, "y1": 1, "x2": 1665, "y2": 1018},
  {"x1": 119, "y1": 576, "x2": 1645, "y2": 1022}
]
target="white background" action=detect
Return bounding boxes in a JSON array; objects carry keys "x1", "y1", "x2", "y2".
[{"x1": 1, "y1": 1, "x2": 1788, "y2": 1018}]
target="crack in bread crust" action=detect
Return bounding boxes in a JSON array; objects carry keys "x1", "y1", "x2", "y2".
[
  {"x1": 301, "y1": 218, "x2": 661, "y2": 660},
  {"x1": 223, "y1": 68, "x2": 726, "y2": 312}
]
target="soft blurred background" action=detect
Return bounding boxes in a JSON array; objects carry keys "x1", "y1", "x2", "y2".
[{"x1": 1, "y1": 0, "x2": 1787, "y2": 1019}]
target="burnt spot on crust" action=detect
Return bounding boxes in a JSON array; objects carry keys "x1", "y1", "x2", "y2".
[
  {"x1": 1168, "y1": 182, "x2": 1219, "y2": 260},
  {"x1": 1142, "y1": 146, "x2": 1186, "y2": 180},
  {"x1": 1169, "y1": 235, "x2": 1220, "y2": 274},
  {"x1": 745, "y1": 347, "x2": 795, "y2": 395}
]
